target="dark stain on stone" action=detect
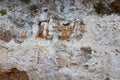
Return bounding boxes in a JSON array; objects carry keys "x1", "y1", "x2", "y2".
[
  {"x1": 80, "y1": 47, "x2": 92, "y2": 62},
  {"x1": 94, "y1": 1, "x2": 110, "y2": 15},
  {"x1": 94, "y1": 0, "x2": 120, "y2": 15},
  {"x1": 0, "y1": 29, "x2": 12, "y2": 42},
  {"x1": 81, "y1": 47, "x2": 92, "y2": 54},
  {"x1": 110, "y1": 0, "x2": 120, "y2": 14},
  {"x1": 105, "y1": 77, "x2": 110, "y2": 80},
  {"x1": 30, "y1": 4, "x2": 39, "y2": 13},
  {"x1": 0, "y1": 68, "x2": 29, "y2": 80}
]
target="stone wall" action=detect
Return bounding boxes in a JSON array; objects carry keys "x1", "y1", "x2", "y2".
[{"x1": 0, "y1": 0, "x2": 120, "y2": 80}]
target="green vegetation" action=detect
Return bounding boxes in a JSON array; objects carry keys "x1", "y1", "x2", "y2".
[
  {"x1": 58, "y1": 0, "x2": 63, "y2": 2},
  {"x1": 20, "y1": 0, "x2": 30, "y2": 3},
  {"x1": 0, "y1": 9, "x2": 7, "y2": 16},
  {"x1": 53, "y1": 0, "x2": 63, "y2": 2}
]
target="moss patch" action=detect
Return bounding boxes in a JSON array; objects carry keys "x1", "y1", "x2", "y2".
[{"x1": 0, "y1": 9, "x2": 7, "y2": 16}]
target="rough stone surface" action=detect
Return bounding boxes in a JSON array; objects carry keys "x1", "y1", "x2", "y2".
[{"x1": 0, "y1": 0, "x2": 120, "y2": 80}]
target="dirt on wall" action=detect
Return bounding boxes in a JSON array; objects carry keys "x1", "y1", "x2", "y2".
[{"x1": 0, "y1": 68, "x2": 29, "y2": 80}]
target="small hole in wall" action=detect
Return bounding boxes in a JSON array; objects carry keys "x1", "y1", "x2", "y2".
[
  {"x1": 63, "y1": 23, "x2": 70, "y2": 26},
  {"x1": 43, "y1": 8, "x2": 48, "y2": 12},
  {"x1": 83, "y1": 64, "x2": 89, "y2": 69},
  {"x1": 38, "y1": 21, "x2": 42, "y2": 25}
]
